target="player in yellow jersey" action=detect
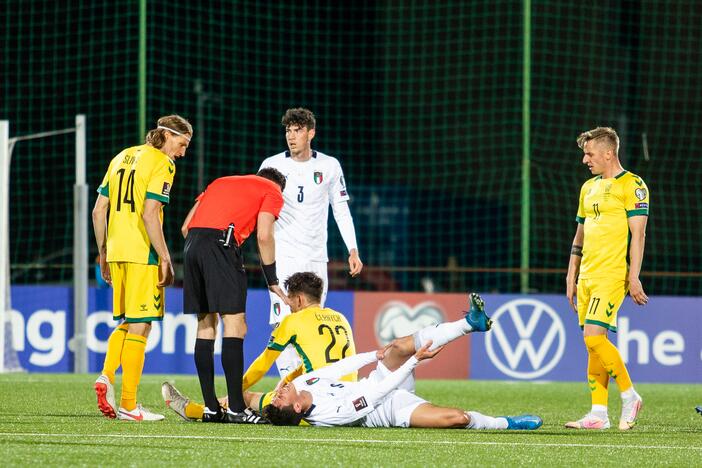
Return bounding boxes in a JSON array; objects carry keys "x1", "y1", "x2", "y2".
[
  {"x1": 162, "y1": 271, "x2": 356, "y2": 422},
  {"x1": 565, "y1": 127, "x2": 649, "y2": 431},
  {"x1": 93, "y1": 115, "x2": 192, "y2": 421}
]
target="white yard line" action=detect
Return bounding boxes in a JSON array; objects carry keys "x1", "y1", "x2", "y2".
[{"x1": 0, "y1": 432, "x2": 699, "y2": 451}]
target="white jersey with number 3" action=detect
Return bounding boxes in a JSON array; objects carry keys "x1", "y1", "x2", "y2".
[{"x1": 259, "y1": 150, "x2": 350, "y2": 262}]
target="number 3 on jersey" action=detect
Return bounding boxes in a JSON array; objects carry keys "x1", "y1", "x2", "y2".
[{"x1": 297, "y1": 185, "x2": 304, "y2": 203}]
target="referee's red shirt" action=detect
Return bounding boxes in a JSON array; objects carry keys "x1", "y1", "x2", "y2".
[{"x1": 188, "y1": 175, "x2": 284, "y2": 246}]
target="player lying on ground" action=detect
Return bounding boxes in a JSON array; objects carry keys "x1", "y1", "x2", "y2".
[
  {"x1": 162, "y1": 280, "x2": 493, "y2": 423},
  {"x1": 162, "y1": 271, "x2": 356, "y2": 421},
  {"x1": 263, "y1": 339, "x2": 542, "y2": 429}
]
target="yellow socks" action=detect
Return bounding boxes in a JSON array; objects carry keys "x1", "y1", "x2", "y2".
[
  {"x1": 587, "y1": 354, "x2": 609, "y2": 406},
  {"x1": 584, "y1": 334, "x2": 633, "y2": 394},
  {"x1": 101, "y1": 323, "x2": 129, "y2": 384},
  {"x1": 185, "y1": 402, "x2": 205, "y2": 420},
  {"x1": 120, "y1": 333, "x2": 147, "y2": 411}
]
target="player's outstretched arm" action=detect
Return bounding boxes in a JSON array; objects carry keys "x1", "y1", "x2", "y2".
[
  {"x1": 143, "y1": 198, "x2": 174, "y2": 287},
  {"x1": 242, "y1": 347, "x2": 282, "y2": 391}
]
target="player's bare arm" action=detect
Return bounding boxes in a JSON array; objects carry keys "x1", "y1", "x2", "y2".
[
  {"x1": 566, "y1": 223, "x2": 584, "y2": 312},
  {"x1": 181, "y1": 200, "x2": 200, "y2": 238},
  {"x1": 143, "y1": 198, "x2": 174, "y2": 287},
  {"x1": 627, "y1": 215, "x2": 649, "y2": 305},
  {"x1": 91, "y1": 194, "x2": 112, "y2": 285},
  {"x1": 257, "y1": 211, "x2": 289, "y2": 305}
]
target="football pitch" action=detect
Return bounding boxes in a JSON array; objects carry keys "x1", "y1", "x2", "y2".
[{"x1": 0, "y1": 374, "x2": 699, "y2": 467}]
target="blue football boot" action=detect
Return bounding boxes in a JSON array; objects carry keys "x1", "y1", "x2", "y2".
[
  {"x1": 504, "y1": 414, "x2": 543, "y2": 430},
  {"x1": 464, "y1": 293, "x2": 492, "y2": 332}
]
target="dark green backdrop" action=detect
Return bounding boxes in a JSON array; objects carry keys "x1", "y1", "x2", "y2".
[{"x1": 3, "y1": 1, "x2": 700, "y2": 295}]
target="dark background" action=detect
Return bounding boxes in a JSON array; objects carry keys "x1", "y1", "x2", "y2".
[{"x1": 2, "y1": 0, "x2": 700, "y2": 294}]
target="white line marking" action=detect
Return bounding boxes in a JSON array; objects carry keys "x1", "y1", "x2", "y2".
[{"x1": 0, "y1": 433, "x2": 699, "y2": 451}]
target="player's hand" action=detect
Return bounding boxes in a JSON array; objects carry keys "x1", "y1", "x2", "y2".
[
  {"x1": 99, "y1": 253, "x2": 112, "y2": 286},
  {"x1": 566, "y1": 277, "x2": 577, "y2": 313},
  {"x1": 348, "y1": 249, "x2": 363, "y2": 277},
  {"x1": 414, "y1": 341, "x2": 444, "y2": 361},
  {"x1": 628, "y1": 276, "x2": 648, "y2": 305},
  {"x1": 158, "y1": 259, "x2": 175, "y2": 287},
  {"x1": 269, "y1": 284, "x2": 290, "y2": 306}
]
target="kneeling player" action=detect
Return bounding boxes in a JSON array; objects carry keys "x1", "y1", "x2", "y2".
[{"x1": 263, "y1": 339, "x2": 542, "y2": 430}]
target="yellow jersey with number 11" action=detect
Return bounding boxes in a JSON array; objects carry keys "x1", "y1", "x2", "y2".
[
  {"x1": 97, "y1": 144, "x2": 175, "y2": 265},
  {"x1": 576, "y1": 170, "x2": 649, "y2": 281}
]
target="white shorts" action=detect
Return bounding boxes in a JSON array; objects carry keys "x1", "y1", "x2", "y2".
[
  {"x1": 268, "y1": 258, "x2": 328, "y2": 325},
  {"x1": 362, "y1": 362, "x2": 426, "y2": 428}
]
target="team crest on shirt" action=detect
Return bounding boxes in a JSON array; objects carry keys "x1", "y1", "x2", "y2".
[
  {"x1": 306, "y1": 377, "x2": 320, "y2": 385},
  {"x1": 353, "y1": 396, "x2": 368, "y2": 412},
  {"x1": 273, "y1": 303, "x2": 281, "y2": 316},
  {"x1": 314, "y1": 171, "x2": 323, "y2": 184},
  {"x1": 162, "y1": 182, "x2": 171, "y2": 196},
  {"x1": 635, "y1": 188, "x2": 647, "y2": 200}
]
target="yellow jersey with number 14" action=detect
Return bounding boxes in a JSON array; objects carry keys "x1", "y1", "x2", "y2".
[
  {"x1": 97, "y1": 144, "x2": 175, "y2": 265},
  {"x1": 576, "y1": 170, "x2": 649, "y2": 280}
]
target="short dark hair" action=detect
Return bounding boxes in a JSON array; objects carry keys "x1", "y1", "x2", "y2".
[
  {"x1": 262, "y1": 404, "x2": 304, "y2": 426},
  {"x1": 281, "y1": 108, "x2": 316, "y2": 130},
  {"x1": 284, "y1": 272, "x2": 324, "y2": 303},
  {"x1": 257, "y1": 167, "x2": 286, "y2": 191}
]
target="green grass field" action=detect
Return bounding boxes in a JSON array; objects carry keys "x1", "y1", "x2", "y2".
[{"x1": 0, "y1": 374, "x2": 700, "y2": 466}]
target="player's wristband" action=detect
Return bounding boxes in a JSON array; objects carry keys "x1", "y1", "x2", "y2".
[{"x1": 261, "y1": 262, "x2": 278, "y2": 286}]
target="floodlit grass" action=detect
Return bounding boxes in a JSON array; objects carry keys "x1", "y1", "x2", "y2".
[{"x1": 0, "y1": 374, "x2": 700, "y2": 466}]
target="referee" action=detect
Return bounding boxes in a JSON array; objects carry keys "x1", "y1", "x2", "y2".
[{"x1": 181, "y1": 167, "x2": 288, "y2": 424}]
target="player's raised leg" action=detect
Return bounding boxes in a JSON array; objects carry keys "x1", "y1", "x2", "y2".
[{"x1": 413, "y1": 292, "x2": 491, "y2": 353}]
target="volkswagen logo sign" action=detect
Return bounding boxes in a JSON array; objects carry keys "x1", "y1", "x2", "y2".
[
  {"x1": 375, "y1": 301, "x2": 445, "y2": 345},
  {"x1": 485, "y1": 298, "x2": 566, "y2": 379}
]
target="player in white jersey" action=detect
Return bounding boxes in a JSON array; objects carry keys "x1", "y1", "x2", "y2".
[
  {"x1": 259, "y1": 108, "x2": 363, "y2": 376},
  {"x1": 262, "y1": 295, "x2": 542, "y2": 430}
]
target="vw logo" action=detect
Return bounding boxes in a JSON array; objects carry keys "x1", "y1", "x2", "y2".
[
  {"x1": 485, "y1": 298, "x2": 566, "y2": 379},
  {"x1": 375, "y1": 301, "x2": 445, "y2": 345}
]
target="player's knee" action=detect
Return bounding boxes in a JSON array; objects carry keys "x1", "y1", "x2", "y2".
[{"x1": 391, "y1": 337, "x2": 414, "y2": 356}]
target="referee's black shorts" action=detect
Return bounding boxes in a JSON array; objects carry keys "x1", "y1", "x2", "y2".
[{"x1": 183, "y1": 228, "x2": 247, "y2": 315}]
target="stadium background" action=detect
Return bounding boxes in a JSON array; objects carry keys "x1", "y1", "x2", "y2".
[{"x1": 3, "y1": 0, "x2": 700, "y2": 296}]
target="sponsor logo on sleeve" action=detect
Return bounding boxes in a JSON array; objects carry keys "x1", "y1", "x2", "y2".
[
  {"x1": 339, "y1": 190, "x2": 347, "y2": 197},
  {"x1": 306, "y1": 377, "x2": 320, "y2": 385},
  {"x1": 162, "y1": 182, "x2": 171, "y2": 196},
  {"x1": 353, "y1": 396, "x2": 368, "y2": 411},
  {"x1": 635, "y1": 202, "x2": 648, "y2": 209},
  {"x1": 635, "y1": 188, "x2": 647, "y2": 200}
]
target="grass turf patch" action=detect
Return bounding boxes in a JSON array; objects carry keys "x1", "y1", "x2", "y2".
[{"x1": 0, "y1": 374, "x2": 700, "y2": 466}]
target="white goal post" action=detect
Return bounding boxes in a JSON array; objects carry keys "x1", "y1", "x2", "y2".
[{"x1": 0, "y1": 115, "x2": 88, "y2": 373}]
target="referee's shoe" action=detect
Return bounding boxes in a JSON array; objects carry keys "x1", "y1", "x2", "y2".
[
  {"x1": 464, "y1": 293, "x2": 492, "y2": 332},
  {"x1": 223, "y1": 408, "x2": 270, "y2": 424}
]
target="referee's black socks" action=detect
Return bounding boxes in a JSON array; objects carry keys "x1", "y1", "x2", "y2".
[
  {"x1": 222, "y1": 337, "x2": 246, "y2": 413},
  {"x1": 194, "y1": 338, "x2": 219, "y2": 413}
]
